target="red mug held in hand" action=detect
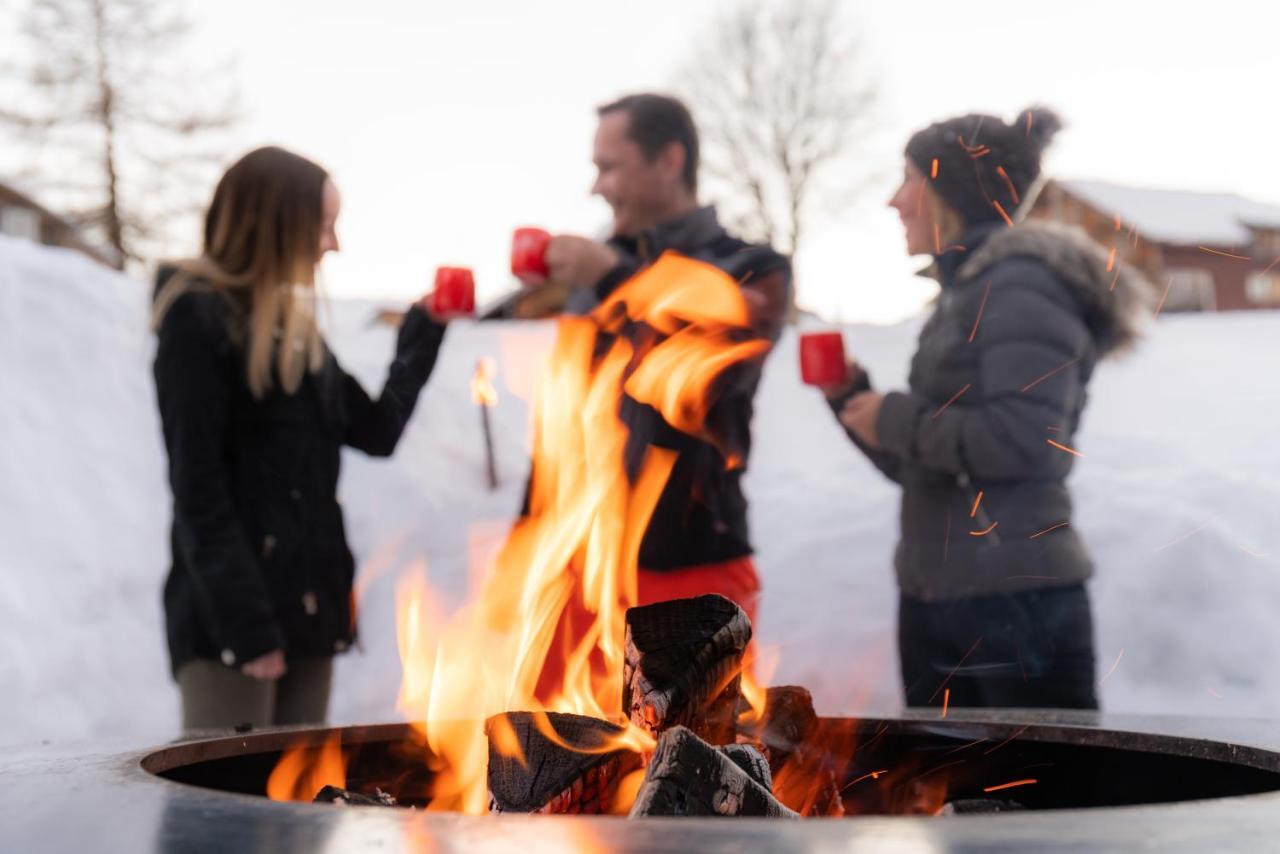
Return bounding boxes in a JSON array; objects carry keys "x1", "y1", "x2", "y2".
[
  {"x1": 511, "y1": 227, "x2": 552, "y2": 286},
  {"x1": 799, "y1": 331, "x2": 848, "y2": 386},
  {"x1": 428, "y1": 266, "x2": 476, "y2": 317}
]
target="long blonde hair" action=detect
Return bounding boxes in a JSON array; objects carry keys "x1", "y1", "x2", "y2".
[{"x1": 155, "y1": 146, "x2": 327, "y2": 398}]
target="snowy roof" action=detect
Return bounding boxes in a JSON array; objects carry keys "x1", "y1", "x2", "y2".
[{"x1": 1057, "y1": 179, "x2": 1280, "y2": 247}]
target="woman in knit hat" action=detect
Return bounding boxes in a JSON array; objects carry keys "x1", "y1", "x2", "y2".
[{"x1": 820, "y1": 107, "x2": 1152, "y2": 710}]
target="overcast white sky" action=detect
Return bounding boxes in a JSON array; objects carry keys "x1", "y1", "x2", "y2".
[{"x1": 8, "y1": 0, "x2": 1280, "y2": 322}]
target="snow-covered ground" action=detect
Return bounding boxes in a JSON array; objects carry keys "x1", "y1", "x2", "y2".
[{"x1": 1, "y1": 234, "x2": 1277, "y2": 748}]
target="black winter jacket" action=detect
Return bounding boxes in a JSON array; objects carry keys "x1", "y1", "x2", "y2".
[
  {"x1": 153, "y1": 277, "x2": 445, "y2": 675},
  {"x1": 844, "y1": 221, "x2": 1151, "y2": 601},
  {"x1": 588, "y1": 207, "x2": 791, "y2": 570}
]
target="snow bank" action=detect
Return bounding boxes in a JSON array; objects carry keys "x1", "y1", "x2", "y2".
[{"x1": 1, "y1": 234, "x2": 1276, "y2": 747}]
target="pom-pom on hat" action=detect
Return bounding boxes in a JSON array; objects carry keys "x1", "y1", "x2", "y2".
[{"x1": 905, "y1": 106, "x2": 1063, "y2": 226}]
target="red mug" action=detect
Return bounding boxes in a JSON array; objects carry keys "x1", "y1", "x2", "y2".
[
  {"x1": 799, "y1": 331, "x2": 848, "y2": 386},
  {"x1": 428, "y1": 266, "x2": 476, "y2": 317},
  {"x1": 511, "y1": 227, "x2": 552, "y2": 285}
]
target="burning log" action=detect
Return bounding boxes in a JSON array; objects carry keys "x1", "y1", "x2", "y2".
[
  {"x1": 630, "y1": 726, "x2": 798, "y2": 818},
  {"x1": 623, "y1": 594, "x2": 751, "y2": 744},
  {"x1": 312, "y1": 785, "x2": 398, "y2": 807},
  {"x1": 742, "y1": 685, "x2": 819, "y2": 753},
  {"x1": 719, "y1": 742, "x2": 773, "y2": 790},
  {"x1": 738, "y1": 686, "x2": 845, "y2": 817},
  {"x1": 485, "y1": 712, "x2": 641, "y2": 814}
]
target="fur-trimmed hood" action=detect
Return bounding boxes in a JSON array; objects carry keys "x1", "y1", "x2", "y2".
[{"x1": 956, "y1": 220, "x2": 1156, "y2": 356}]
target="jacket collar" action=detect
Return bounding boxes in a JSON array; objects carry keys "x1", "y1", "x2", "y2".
[
  {"x1": 933, "y1": 221, "x2": 1006, "y2": 287},
  {"x1": 620, "y1": 205, "x2": 726, "y2": 263}
]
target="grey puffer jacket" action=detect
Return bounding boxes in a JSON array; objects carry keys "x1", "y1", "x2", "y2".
[{"x1": 853, "y1": 220, "x2": 1153, "y2": 601}]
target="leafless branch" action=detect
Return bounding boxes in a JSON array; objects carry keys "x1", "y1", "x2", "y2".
[
  {"x1": 677, "y1": 0, "x2": 879, "y2": 269},
  {"x1": 0, "y1": 0, "x2": 239, "y2": 265}
]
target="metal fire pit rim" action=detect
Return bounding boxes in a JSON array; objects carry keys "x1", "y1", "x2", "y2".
[
  {"x1": 12, "y1": 712, "x2": 1280, "y2": 854},
  {"x1": 138, "y1": 721, "x2": 416, "y2": 776},
  {"x1": 137, "y1": 713, "x2": 1280, "y2": 781},
  {"x1": 890, "y1": 709, "x2": 1280, "y2": 775},
  {"x1": 133, "y1": 713, "x2": 1280, "y2": 812}
]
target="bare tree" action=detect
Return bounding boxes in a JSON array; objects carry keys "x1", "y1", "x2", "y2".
[
  {"x1": 0, "y1": 0, "x2": 238, "y2": 265},
  {"x1": 678, "y1": 0, "x2": 879, "y2": 262}
]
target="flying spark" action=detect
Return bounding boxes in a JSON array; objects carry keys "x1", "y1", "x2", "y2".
[
  {"x1": 840, "y1": 769, "x2": 890, "y2": 792},
  {"x1": 995, "y1": 166, "x2": 1020, "y2": 204},
  {"x1": 1046, "y1": 439, "x2": 1083, "y2": 457},
  {"x1": 968, "y1": 280, "x2": 992, "y2": 342},
  {"x1": 1030, "y1": 521, "x2": 1070, "y2": 539},
  {"x1": 1154, "y1": 517, "x2": 1216, "y2": 552},
  {"x1": 970, "y1": 521, "x2": 999, "y2": 537},
  {"x1": 1155, "y1": 276, "x2": 1174, "y2": 316},
  {"x1": 929, "y1": 637, "x2": 983, "y2": 703},
  {"x1": 1021, "y1": 357, "x2": 1080, "y2": 393},
  {"x1": 1100, "y1": 648, "x2": 1124, "y2": 685},
  {"x1": 933, "y1": 384, "x2": 972, "y2": 419},
  {"x1": 1197, "y1": 246, "x2": 1251, "y2": 261},
  {"x1": 984, "y1": 723, "x2": 1032, "y2": 756}
]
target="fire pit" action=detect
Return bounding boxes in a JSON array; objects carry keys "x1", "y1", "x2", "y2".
[
  {"x1": 135, "y1": 597, "x2": 1280, "y2": 826},
  {"x1": 5, "y1": 711, "x2": 1280, "y2": 853},
  {"x1": 142, "y1": 715, "x2": 1280, "y2": 815}
]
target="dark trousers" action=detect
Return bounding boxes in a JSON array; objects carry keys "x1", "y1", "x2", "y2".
[
  {"x1": 898, "y1": 584, "x2": 1098, "y2": 710},
  {"x1": 177, "y1": 657, "x2": 333, "y2": 733}
]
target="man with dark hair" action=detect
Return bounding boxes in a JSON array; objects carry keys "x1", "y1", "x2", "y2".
[{"x1": 540, "y1": 91, "x2": 791, "y2": 628}]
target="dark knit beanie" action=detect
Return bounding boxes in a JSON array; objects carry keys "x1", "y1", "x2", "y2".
[{"x1": 905, "y1": 106, "x2": 1063, "y2": 226}]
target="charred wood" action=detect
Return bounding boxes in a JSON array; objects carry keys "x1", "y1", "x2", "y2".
[
  {"x1": 630, "y1": 726, "x2": 798, "y2": 818},
  {"x1": 623, "y1": 594, "x2": 751, "y2": 744},
  {"x1": 312, "y1": 785, "x2": 398, "y2": 807},
  {"x1": 485, "y1": 711, "x2": 640, "y2": 814}
]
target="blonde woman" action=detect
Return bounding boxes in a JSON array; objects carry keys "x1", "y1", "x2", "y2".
[
  {"x1": 823, "y1": 108, "x2": 1151, "y2": 710},
  {"x1": 153, "y1": 147, "x2": 447, "y2": 731}
]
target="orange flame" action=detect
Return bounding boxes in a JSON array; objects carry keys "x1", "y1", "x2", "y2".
[
  {"x1": 266, "y1": 731, "x2": 348, "y2": 802},
  {"x1": 470, "y1": 357, "x2": 499, "y2": 407},
  {"x1": 391, "y1": 252, "x2": 766, "y2": 813}
]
